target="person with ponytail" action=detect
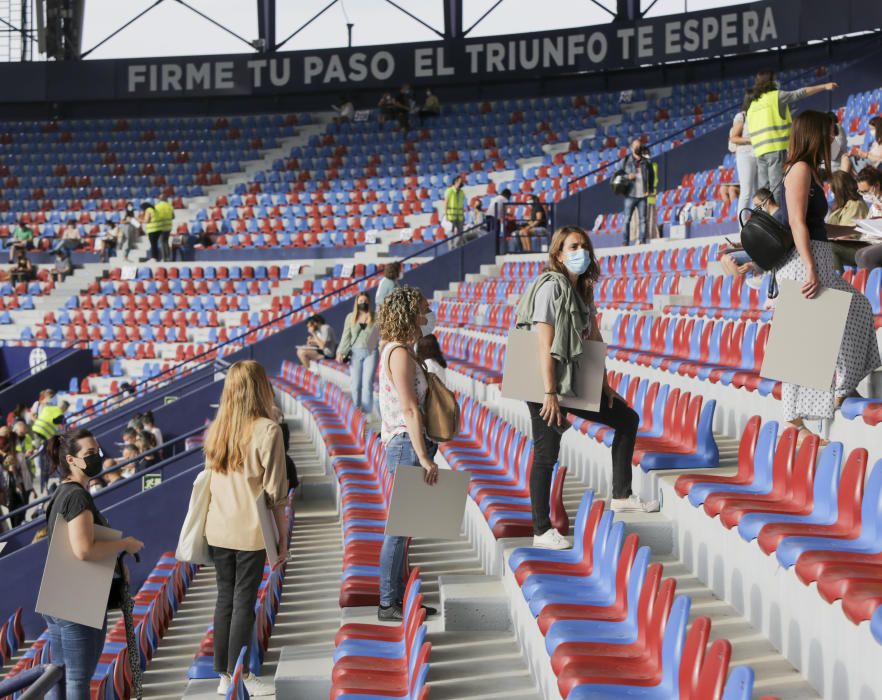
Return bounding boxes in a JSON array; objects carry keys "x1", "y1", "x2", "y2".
[
  {"x1": 515, "y1": 226, "x2": 659, "y2": 551},
  {"x1": 203, "y1": 360, "x2": 288, "y2": 696},
  {"x1": 42, "y1": 427, "x2": 144, "y2": 700}
]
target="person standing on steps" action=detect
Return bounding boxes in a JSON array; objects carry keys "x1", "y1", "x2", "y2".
[
  {"x1": 42, "y1": 427, "x2": 144, "y2": 700},
  {"x1": 376, "y1": 286, "x2": 440, "y2": 621},
  {"x1": 621, "y1": 140, "x2": 654, "y2": 246},
  {"x1": 444, "y1": 174, "x2": 466, "y2": 248},
  {"x1": 337, "y1": 292, "x2": 380, "y2": 417},
  {"x1": 375, "y1": 261, "x2": 401, "y2": 308},
  {"x1": 204, "y1": 360, "x2": 288, "y2": 697},
  {"x1": 515, "y1": 226, "x2": 660, "y2": 550},
  {"x1": 744, "y1": 69, "x2": 837, "y2": 204},
  {"x1": 774, "y1": 111, "x2": 880, "y2": 446}
]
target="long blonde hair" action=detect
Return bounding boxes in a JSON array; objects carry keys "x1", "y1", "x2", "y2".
[{"x1": 204, "y1": 360, "x2": 275, "y2": 474}]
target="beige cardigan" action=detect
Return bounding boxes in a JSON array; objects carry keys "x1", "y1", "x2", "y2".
[{"x1": 205, "y1": 417, "x2": 288, "y2": 551}]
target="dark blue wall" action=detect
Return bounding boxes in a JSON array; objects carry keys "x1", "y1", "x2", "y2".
[{"x1": 0, "y1": 347, "x2": 93, "y2": 416}]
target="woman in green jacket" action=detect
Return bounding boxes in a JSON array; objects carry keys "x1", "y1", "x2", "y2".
[
  {"x1": 337, "y1": 292, "x2": 379, "y2": 416},
  {"x1": 516, "y1": 226, "x2": 659, "y2": 551}
]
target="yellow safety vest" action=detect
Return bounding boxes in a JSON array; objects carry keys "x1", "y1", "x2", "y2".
[
  {"x1": 32, "y1": 405, "x2": 63, "y2": 441},
  {"x1": 746, "y1": 90, "x2": 791, "y2": 158},
  {"x1": 445, "y1": 187, "x2": 465, "y2": 222},
  {"x1": 647, "y1": 162, "x2": 659, "y2": 205},
  {"x1": 146, "y1": 201, "x2": 174, "y2": 233}
]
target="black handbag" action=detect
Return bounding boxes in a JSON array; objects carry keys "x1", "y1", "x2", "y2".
[
  {"x1": 738, "y1": 206, "x2": 793, "y2": 299},
  {"x1": 610, "y1": 169, "x2": 630, "y2": 196}
]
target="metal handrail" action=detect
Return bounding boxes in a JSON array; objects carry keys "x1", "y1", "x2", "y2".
[{"x1": 66, "y1": 222, "x2": 485, "y2": 424}]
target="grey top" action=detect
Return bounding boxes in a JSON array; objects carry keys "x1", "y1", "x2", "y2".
[
  {"x1": 315, "y1": 324, "x2": 337, "y2": 357},
  {"x1": 777, "y1": 87, "x2": 808, "y2": 116},
  {"x1": 531, "y1": 279, "x2": 596, "y2": 335},
  {"x1": 375, "y1": 278, "x2": 396, "y2": 307}
]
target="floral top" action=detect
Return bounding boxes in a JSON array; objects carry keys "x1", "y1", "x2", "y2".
[{"x1": 379, "y1": 342, "x2": 427, "y2": 444}]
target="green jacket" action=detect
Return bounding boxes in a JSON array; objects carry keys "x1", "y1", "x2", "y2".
[{"x1": 515, "y1": 271, "x2": 590, "y2": 398}]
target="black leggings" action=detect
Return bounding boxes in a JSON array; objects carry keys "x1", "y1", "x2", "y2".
[
  {"x1": 527, "y1": 397, "x2": 639, "y2": 535},
  {"x1": 209, "y1": 546, "x2": 265, "y2": 674},
  {"x1": 147, "y1": 231, "x2": 161, "y2": 261}
]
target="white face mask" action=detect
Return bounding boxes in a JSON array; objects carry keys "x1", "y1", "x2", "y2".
[
  {"x1": 862, "y1": 192, "x2": 876, "y2": 206},
  {"x1": 89, "y1": 485, "x2": 102, "y2": 495},
  {"x1": 419, "y1": 311, "x2": 436, "y2": 337}
]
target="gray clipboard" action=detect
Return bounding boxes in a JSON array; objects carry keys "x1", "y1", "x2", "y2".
[
  {"x1": 36, "y1": 516, "x2": 121, "y2": 629},
  {"x1": 760, "y1": 280, "x2": 851, "y2": 391},
  {"x1": 501, "y1": 328, "x2": 606, "y2": 411},
  {"x1": 385, "y1": 466, "x2": 470, "y2": 539}
]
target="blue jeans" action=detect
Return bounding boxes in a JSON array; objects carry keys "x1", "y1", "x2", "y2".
[
  {"x1": 350, "y1": 347, "x2": 378, "y2": 415},
  {"x1": 44, "y1": 614, "x2": 107, "y2": 700},
  {"x1": 378, "y1": 433, "x2": 437, "y2": 607},
  {"x1": 622, "y1": 196, "x2": 648, "y2": 245}
]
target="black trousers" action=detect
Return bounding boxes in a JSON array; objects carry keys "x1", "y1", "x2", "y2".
[
  {"x1": 527, "y1": 397, "x2": 639, "y2": 535},
  {"x1": 147, "y1": 231, "x2": 161, "y2": 261},
  {"x1": 209, "y1": 546, "x2": 265, "y2": 674}
]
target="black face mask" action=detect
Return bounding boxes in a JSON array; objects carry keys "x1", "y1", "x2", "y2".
[
  {"x1": 357, "y1": 303, "x2": 369, "y2": 312},
  {"x1": 78, "y1": 453, "x2": 103, "y2": 479}
]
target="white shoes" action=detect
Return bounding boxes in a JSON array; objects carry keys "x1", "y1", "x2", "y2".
[
  {"x1": 243, "y1": 673, "x2": 274, "y2": 696},
  {"x1": 217, "y1": 672, "x2": 274, "y2": 696},
  {"x1": 533, "y1": 528, "x2": 571, "y2": 550},
  {"x1": 216, "y1": 674, "x2": 231, "y2": 696},
  {"x1": 745, "y1": 274, "x2": 764, "y2": 290},
  {"x1": 610, "y1": 495, "x2": 661, "y2": 513}
]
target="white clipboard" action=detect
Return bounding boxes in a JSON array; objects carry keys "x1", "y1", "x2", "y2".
[
  {"x1": 256, "y1": 493, "x2": 279, "y2": 563},
  {"x1": 760, "y1": 279, "x2": 851, "y2": 391},
  {"x1": 385, "y1": 466, "x2": 470, "y2": 540},
  {"x1": 501, "y1": 328, "x2": 606, "y2": 411},
  {"x1": 36, "y1": 516, "x2": 121, "y2": 629}
]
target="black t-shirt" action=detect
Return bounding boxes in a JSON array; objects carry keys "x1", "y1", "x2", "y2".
[{"x1": 46, "y1": 481, "x2": 107, "y2": 542}]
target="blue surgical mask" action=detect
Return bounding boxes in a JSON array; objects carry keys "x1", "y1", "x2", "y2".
[{"x1": 563, "y1": 249, "x2": 590, "y2": 276}]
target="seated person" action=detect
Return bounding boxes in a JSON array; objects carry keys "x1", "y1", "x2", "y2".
[
  {"x1": 8, "y1": 219, "x2": 34, "y2": 263},
  {"x1": 10, "y1": 250, "x2": 34, "y2": 284},
  {"x1": 52, "y1": 220, "x2": 82, "y2": 258},
  {"x1": 95, "y1": 224, "x2": 117, "y2": 263},
  {"x1": 51, "y1": 250, "x2": 72, "y2": 282},
  {"x1": 827, "y1": 170, "x2": 870, "y2": 270},
  {"x1": 137, "y1": 430, "x2": 160, "y2": 469},
  {"x1": 855, "y1": 116, "x2": 882, "y2": 169},
  {"x1": 296, "y1": 314, "x2": 338, "y2": 370},
  {"x1": 856, "y1": 166, "x2": 882, "y2": 218},
  {"x1": 718, "y1": 188, "x2": 780, "y2": 279},
  {"x1": 518, "y1": 207, "x2": 549, "y2": 253}
]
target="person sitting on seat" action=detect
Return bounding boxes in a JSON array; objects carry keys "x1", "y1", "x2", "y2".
[
  {"x1": 8, "y1": 219, "x2": 34, "y2": 263},
  {"x1": 518, "y1": 203, "x2": 549, "y2": 253},
  {"x1": 10, "y1": 250, "x2": 34, "y2": 284},
  {"x1": 51, "y1": 250, "x2": 73, "y2": 283},
  {"x1": 856, "y1": 116, "x2": 882, "y2": 169},
  {"x1": 296, "y1": 314, "x2": 337, "y2": 371},
  {"x1": 718, "y1": 188, "x2": 780, "y2": 279}
]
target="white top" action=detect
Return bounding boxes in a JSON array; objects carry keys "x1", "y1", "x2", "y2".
[
  {"x1": 424, "y1": 358, "x2": 447, "y2": 384},
  {"x1": 490, "y1": 194, "x2": 508, "y2": 219},
  {"x1": 732, "y1": 112, "x2": 754, "y2": 156},
  {"x1": 379, "y1": 342, "x2": 427, "y2": 444}
]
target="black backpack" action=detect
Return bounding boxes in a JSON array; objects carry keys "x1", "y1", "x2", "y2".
[{"x1": 738, "y1": 206, "x2": 793, "y2": 298}]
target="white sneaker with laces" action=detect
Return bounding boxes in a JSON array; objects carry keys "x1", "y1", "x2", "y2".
[
  {"x1": 610, "y1": 495, "x2": 661, "y2": 513},
  {"x1": 216, "y1": 673, "x2": 231, "y2": 696},
  {"x1": 532, "y1": 528, "x2": 571, "y2": 550},
  {"x1": 745, "y1": 274, "x2": 764, "y2": 290},
  {"x1": 243, "y1": 673, "x2": 274, "y2": 696}
]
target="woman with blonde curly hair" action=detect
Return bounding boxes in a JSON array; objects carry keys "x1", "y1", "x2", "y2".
[{"x1": 375, "y1": 285, "x2": 439, "y2": 621}]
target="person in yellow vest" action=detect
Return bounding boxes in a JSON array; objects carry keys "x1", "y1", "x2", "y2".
[
  {"x1": 632, "y1": 159, "x2": 660, "y2": 243},
  {"x1": 444, "y1": 175, "x2": 466, "y2": 248},
  {"x1": 744, "y1": 70, "x2": 837, "y2": 205},
  {"x1": 141, "y1": 195, "x2": 175, "y2": 262},
  {"x1": 32, "y1": 399, "x2": 69, "y2": 492}
]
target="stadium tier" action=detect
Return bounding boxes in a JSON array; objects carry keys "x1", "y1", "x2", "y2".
[{"x1": 2, "y1": 14, "x2": 882, "y2": 700}]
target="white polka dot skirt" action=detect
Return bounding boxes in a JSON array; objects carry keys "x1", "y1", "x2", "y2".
[{"x1": 776, "y1": 240, "x2": 881, "y2": 421}]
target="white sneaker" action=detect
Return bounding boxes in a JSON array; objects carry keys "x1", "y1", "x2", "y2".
[
  {"x1": 216, "y1": 673, "x2": 231, "y2": 696},
  {"x1": 610, "y1": 495, "x2": 661, "y2": 513},
  {"x1": 243, "y1": 673, "x2": 274, "y2": 696},
  {"x1": 533, "y1": 528, "x2": 571, "y2": 550}
]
